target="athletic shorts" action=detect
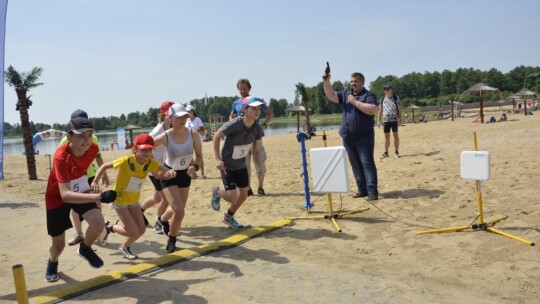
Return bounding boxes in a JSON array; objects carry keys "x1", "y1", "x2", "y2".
[
  {"x1": 149, "y1": 175, "x2": 163, "y2": 191},
  {"x1": 221, "y1": 167, "x2": 249, "y2": 191},
  {"x1": 383, "y1": 121, "x2": 399, "y2": 133},
  {"x1": 46, "y1": 202, "x2": 98, "y2": 237},
  {"x1": 160, "y1": 167, "x2": 191, "y2": 189}
]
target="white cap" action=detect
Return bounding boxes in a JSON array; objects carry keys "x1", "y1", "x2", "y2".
[{"x1": 169, "y1": 104, "x2": 189, "y2": 117}]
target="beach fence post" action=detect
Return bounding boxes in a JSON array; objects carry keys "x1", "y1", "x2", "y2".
[
  {"x1": 416, "y1": 132, "x2": 535, "y2": 246},
  {"x1": 12, "y1": 264, "x2": 30, "y2": 304}
]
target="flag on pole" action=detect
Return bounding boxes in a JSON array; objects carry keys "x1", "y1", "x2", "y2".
[{"x1": 0, "y1": 0, "x2": 9, "y2": 181}]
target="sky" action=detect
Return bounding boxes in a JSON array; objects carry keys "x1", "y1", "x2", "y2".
[{"x1": 3, "y1": 0, "x2": 540, "y2": 125}]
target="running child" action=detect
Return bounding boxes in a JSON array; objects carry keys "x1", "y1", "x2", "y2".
[
  {"x1": 92, "y1": 134, "x2": 176, "y2": 260},
  {"x1": 45, "y1": 117, "x2": 117, "y2": 282},
  {"x1": 210, "y1": 97, "x2": 265, "y2": 229}
]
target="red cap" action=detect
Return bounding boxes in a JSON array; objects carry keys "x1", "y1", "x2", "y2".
[
  {"x1": 134, "y1": 134, "x2": 155, "y2": 150},
  {"x1": 160, "y1": 101, "x2": 175, "y2": 115}
]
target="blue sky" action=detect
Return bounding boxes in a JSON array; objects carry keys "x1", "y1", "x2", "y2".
[{"x1": 3, "y1": 0, "x2": 540, "y2": 125}]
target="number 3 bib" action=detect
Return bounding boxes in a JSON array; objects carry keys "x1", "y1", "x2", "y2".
[{"x1": 232, "y1": 144, "x2": 252, "y2": 159}]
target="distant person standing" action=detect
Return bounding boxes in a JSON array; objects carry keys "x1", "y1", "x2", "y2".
[
  {"x1": 378, "y1": 84, "x2": 402, "y2": 159},
  {"x1": 229, "y1": 79, "x2": 273, "y2": 196},
  {"x1": 322, "y1": 70, "x2": 379, "y2": 201}
]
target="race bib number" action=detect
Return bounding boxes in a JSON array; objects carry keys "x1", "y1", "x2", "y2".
[
  {"x1": 171, "y1": 154, "x2": 192, "y2": 170},
  {"x1": 126, "y1": 177, "x2": 146, "y2": 192},
  {"x1": 70, "y1": 175, "x2": 90, "y2": 193},
  {"x1": 232, "y1": 144, "x2": 252, "y2": 160}
]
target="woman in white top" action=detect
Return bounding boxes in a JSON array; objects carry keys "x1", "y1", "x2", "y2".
[
  {"x1": 185, "y1": 105, "x2": 207, "y2": 178},
  {"x1": 153, "y1": 104, "x2": 203, "y2": 253}
]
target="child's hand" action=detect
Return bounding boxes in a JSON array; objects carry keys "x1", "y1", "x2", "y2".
[{"x1": 90, "y1": 181, "x2": 101, "y2": 193}]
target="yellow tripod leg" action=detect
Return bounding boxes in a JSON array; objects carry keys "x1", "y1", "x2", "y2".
[
  {"x1": 485, "y1": 215, "x2": 508, "y2": 226},
  {"x1": 416, "y1": 225, "x2": 471, "y2": 235},
  {"x1": 487, "y1": 227, "x2": 535, "y2": 246}
]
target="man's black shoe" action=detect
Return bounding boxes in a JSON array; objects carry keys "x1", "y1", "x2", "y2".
[
  {"x1": 366, "y1": 195, "x2": 378, "y2": 201},
  {"x1": 353, "y1": 192, "x2": 368, "y2": 198}
]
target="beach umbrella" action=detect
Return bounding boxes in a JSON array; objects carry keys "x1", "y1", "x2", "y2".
[
  {"x1": 406, "y1": 104, "x2": 421, "y2": 123},
  {"x1": 513, "y1": 89, "x2": 538, "y2": 116},
  {"x1": 286, "y1": 105, "x2": 312, "y2": 133},
  {"x1": 461, "y1": 83, "x2": 500, "y2": 124},
  {"x1": 124, "y1": 124, "x2": 141, "y2": 146}
]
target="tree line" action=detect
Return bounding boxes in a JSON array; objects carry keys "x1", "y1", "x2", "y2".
[{"x1": 4, "y1": 65, "x2": 539, "y2": 137}]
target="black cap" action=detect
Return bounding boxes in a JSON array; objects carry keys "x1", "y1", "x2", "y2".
[
  {"x1": 384, "y1": 84, "x2": 393, "y2": 89},
  {"x1": 68, "y1": 117, "x2": 94, "y2": 134}
]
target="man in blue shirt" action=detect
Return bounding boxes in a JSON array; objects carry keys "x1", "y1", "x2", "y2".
[
  {"x1": 323, "y1": 71, "x2": 379, "y2": 201},
  {"x1": 229, "y1": 79, "x2": 273, "y2": 196}
]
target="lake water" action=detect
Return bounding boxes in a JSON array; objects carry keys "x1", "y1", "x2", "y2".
[{"x1": 2, "y1": 122, "x2": 341, "y2": 156}]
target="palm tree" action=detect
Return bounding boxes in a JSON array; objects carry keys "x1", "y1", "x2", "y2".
[
  {"x1": 4, "y1": 66, "x2": 44, "y2": 180},
  {"x1": 295, "y1": 83, "x2": 311, "y2": 136}
]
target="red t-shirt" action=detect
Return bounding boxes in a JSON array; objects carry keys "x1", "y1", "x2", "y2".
[{"x1": 45, "y1": 143, "x2": 99, "y2": 210}]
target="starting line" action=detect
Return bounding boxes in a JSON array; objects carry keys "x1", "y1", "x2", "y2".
[{"x1": 29, "y1": 218, "x2": 293, "y2": 304}]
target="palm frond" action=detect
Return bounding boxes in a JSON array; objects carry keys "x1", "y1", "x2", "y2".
[
  {"x1": 23, "y1": 67, "x2": 44, "y2": 87},
  {"x1": 295, "y1": 83, "x2": 308, "y2": 101},
  {"x1": 4, "y1": 65, "x2": 23, "y2": 87}
]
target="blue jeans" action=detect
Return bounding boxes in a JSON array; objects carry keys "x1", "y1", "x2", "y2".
[{"x1": 342, "y1": 135, "x2": 378, "y2": 196}]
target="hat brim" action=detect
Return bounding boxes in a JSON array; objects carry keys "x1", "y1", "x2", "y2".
[
  {"x1": 136, "y1": 144, "x2": 154, "y2": 150},
  {"x1": 71, "y1": 128, "x2": 94, "y2": 134},
  {"x1": 243, "y1": 101, "x2": 264, "y2": 108},
  {"x1": 171, "y1": 111, "x2": 189, "y2": 117}
]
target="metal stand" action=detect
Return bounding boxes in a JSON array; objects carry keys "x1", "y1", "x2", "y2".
[
  {"x1": 297, "y1": 132, "x2": 314, "y2": 209},
  {"x1": 417, "y1": 132, "x2": 534, "y2": 246},
  {"x1": 289, "y1": 131, "x2": 369, "y2": 232}
]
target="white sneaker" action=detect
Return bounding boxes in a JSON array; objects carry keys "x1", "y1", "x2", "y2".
[
  {"x1": 119, "y1": 246, "x2": 138, "y2": 260},
  {"x1": 96, "y1": 220, "x2": 110, "y2": 245}
]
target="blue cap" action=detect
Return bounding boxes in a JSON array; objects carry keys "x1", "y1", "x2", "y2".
[
  {"x1": 71, "y1": 109, "x2": 88, "y2": 119},
  {"x1": 241, "y1": 96, "x2": 265, "y2": 108}
]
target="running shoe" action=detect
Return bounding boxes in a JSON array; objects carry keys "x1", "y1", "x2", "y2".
[
  {"x1": 380, "y1": 152, "x2": 389, "y2": 159},
  {"x1": 78, "y1": 243, "x2": 104, "y2": 268},
  {"x1": 165, "y1": 236, "x2": 177, "y2": 253},
  {"x1": 68, "y1": 233, "x2": 84, "y2": 246},
  {"x1": 395, "y1": 152, "x2": 400, "y2": 158},
  {"x1": 153, "y1": 217, "x2": 164, "y2": 234},
  {"x1": 200, "y1": 174, "x2": 207, "y2": 179},
  {"x1": 257, "y1": 188, "x2": 266, "y2": 195},
  {"x1": 223, "y1": 213, "x2": 244, "y2": 229},
  {"x1": 119, "y1": 246, "x2": 138, "y2": 260},
  {"x1": 45, "y1": 260, "x2": 59, "y2": 282},
  {"x1": 142, "y1": 212, "x2": 149, "y2": 226},
  {"x1": 210, "y1": 186, "x2": 221, "y2": 211},
  {"x1": 96, "y1": 220, "x2": 111, "y2": 245}
]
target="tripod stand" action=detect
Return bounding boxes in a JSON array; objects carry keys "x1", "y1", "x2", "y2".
[
  {"x1": 417, "y1": 132, "x2": 534, "y2": 246},
  {"x1": 289, "y1": 131, "x2": 369, "y2": 232}
]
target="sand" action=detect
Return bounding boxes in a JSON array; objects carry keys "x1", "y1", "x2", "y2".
[{"x1": 1, "y1": 111, "x2": 539, "y2": 303}]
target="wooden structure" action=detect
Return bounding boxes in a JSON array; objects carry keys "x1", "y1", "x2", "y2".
[
  {"x1": 124, "y1": 124, "x2": 141, "y2": 148},
  {"x1": 208, "y1": 113, "x2": 224, "y2": 140}
]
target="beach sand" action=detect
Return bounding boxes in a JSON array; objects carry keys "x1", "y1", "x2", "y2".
[{"x1": 1, "y1": 111, "x2": 539, "y2": 303}]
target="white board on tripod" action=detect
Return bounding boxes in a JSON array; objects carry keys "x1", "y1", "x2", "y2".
[
  {"x1": 309, "y1": 146, "x2": 350, "y2": 193},
  {"x1": 460, "y1": 151, "x2": 490, "y2": 181}
]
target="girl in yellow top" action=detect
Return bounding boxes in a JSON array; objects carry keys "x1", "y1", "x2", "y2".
[{"x1": 93, "y1": 134, "x2": 176, "y2": 260}]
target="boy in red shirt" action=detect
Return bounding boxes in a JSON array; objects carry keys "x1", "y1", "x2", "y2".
[{"x1": 45, "y1": 117, "x2": 117, "y2": 282}]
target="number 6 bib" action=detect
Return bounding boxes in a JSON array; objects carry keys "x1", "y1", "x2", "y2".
[{"x1": 171, "y1": 154, "x2": 193, "y2": 170}]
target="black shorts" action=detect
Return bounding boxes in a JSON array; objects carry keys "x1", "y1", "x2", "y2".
[
  {"x1": 160, "y1": 168, "x2": 192, "y2": 189},
  {"x1": 46, "y1": 202, "x2": 98, "y2": 237},
  {"x1": 383, "y1": 121, "x2": 399, "y2": 133},
  {"x1": 221, "y1": 167, "x2": 249, "y2": 190},
  {"x1": 149, "y1": 175, "x2": 163, "y2": 191}
]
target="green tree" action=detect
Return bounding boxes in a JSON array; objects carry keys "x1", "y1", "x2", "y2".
[{"x1": 4, "y1": 66, "x2": 44, "y2": 180}]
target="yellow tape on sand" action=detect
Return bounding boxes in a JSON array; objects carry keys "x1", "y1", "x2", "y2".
[{"x1": 30, "y1": 218, "x2": 292, "y2": 304}]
